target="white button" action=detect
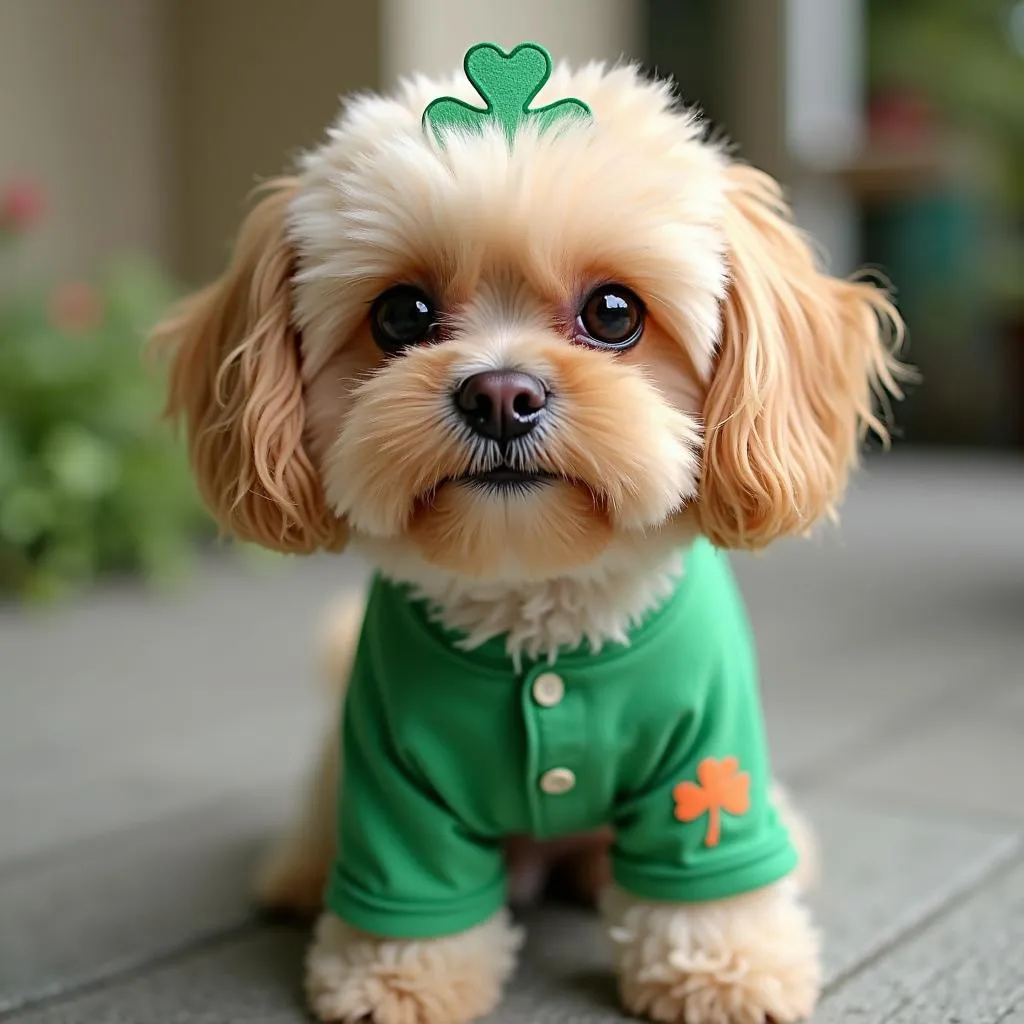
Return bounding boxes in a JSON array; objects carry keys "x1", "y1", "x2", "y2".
[
  {"x1": 532, "y1": 672, "x2": 565, "y2": 708},
  {"x1": 539, "y1": 767, "x2": 576, "y2": 795}
]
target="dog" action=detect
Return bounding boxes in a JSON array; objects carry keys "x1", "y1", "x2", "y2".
[{"x1": 153, "y1": 44, "x2": 905, "y2": 1024}]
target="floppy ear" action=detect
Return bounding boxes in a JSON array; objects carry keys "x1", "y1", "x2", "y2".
[
  {"x1": 150, "y1": 178, "x2": 346, "y2": 554},
  {"x1": 699, "y1": 163, "x2": 908, "y2": 550}
]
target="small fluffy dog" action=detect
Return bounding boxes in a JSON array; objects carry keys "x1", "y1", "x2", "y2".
[{"x1": 154, "y1": 44, "x2": 904, "y2": 1024}]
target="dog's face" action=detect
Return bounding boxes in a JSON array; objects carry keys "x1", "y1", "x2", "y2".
[{"x1": 155, "y1": 63, "x2": 903, "y2": 583}]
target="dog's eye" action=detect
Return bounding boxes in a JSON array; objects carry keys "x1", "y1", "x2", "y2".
[
  {"x1": 370, "y1": 285, "x2": 438, "y2": 352},
  {"x1": 576, "y1": 285, "x2": 645, "y2": 350}
]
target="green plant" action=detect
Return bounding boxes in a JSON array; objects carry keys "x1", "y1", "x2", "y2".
[
  {"x1": 868, "y1": 0, "x2": 1024, "y2": 216},
  {"x1": 0, "y1": 181, "x2": 213, "y2": 601}
]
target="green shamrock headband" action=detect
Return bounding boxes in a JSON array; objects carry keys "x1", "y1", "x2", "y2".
[{"x1": 423, "y1": 42, "x2": 592, "y2": 145}]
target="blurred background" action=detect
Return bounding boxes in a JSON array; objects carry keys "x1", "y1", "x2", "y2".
[
  {"x1": 1, "y1": 5, "x2": 1023, "y2": 1020},
  {"x1": 1, "y1": 0, "x2": 1022, "y2": 602}
]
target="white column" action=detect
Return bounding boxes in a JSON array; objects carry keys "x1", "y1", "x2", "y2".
[
  {"x1": 382, "y1": 0, "x2": 640, "y2": 85},
  {"x1": 784, "y1": 0, "x2": 865, "y2": 275}
]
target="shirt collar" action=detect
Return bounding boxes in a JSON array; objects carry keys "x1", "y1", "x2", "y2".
[{"x1": 375, "y1": 564, "x2": 692, "y2": 678}]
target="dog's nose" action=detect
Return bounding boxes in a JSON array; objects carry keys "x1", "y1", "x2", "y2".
[{"x1": 455, "y1": 371, "x2": 548, "y2": 442}]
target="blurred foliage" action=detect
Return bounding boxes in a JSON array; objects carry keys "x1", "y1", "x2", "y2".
[
  {"x1": 868, "y1": 0, "x2": 1024, "y2": 215},
  {"x1": 0, "y1": 186, "x2": 214, "y2": 602},
  {"x1": 867, "y1": 1, "x2": 1024, "y2": 447}
]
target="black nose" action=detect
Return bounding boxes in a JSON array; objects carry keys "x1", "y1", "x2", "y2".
[{"x1": 455, "y1": 371, "x2": 548, "y2": 442}]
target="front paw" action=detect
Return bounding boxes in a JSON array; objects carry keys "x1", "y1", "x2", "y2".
[
  {"x1": 306, "y1": 910, "x2": 523, "y2": 1024},
  {"x1": 604, "y1": 883, "x2": 820, "y2": 1024}
]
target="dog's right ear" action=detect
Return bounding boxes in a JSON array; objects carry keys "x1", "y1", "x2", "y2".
[
  {"x1": 150, "y1": 177, "x2": 346, "y2": 554},
  {"x1": 698, "y1": 164, "x2": 906, "y2": 550}
]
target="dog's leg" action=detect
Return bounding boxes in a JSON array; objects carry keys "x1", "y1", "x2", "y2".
[
  {"x1": 306, "y1": 910, "x2": 523, "y2": 1024},
  {"x1": 253, "y1": 727, "x2": 338, "y2": 914},
  {"x1": 771, "y1": 783, "x2": 820, "y2": 893},
  {"x1": 253, "y1": 595, "x2": 363, "y2": 915},
  {"x1": 602, "y1": 790, "x2": 821, "y2": 1024},
  {"x1": 603, "y1": 880, "x2": 820, "y2": 1024},
  {"x1": 505, "y1": 828, "x2": 613, "y2": 908}
]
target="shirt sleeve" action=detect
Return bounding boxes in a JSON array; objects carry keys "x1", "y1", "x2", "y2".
[
  {"x1": 610, "y1": 650, "x2": 798, "y2": 904},
  {"x1": 324, "y1": 648, "x2": 506, "y2": 939}
]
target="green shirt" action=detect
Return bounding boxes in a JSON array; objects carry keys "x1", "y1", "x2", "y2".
[{"x1": 326, "y1": 538, "x2": 797, "y2": 938}]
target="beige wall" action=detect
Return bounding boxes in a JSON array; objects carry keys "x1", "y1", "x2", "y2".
[
  {"x1": 0, "y1": 0, "x2": 380, "y2": 286},
  {"x1": 0, "y1": 0, "x2": 173, "y2": 282},
  {"x1": 173, "y1": 0, "x2": 381, "y2": 283},
  {"x1": 722, "y1": 0, "x2": 787, "y2": 179}
]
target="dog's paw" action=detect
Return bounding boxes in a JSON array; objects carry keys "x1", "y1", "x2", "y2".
[
  {"x1": 306, "y1": 910, "x2": 523, "y2": 1024},
  {"x1": 603, "y1": 883, "x2": 820, "y2": 1024}
]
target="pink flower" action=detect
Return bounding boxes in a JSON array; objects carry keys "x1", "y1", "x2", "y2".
[
  {"x1": 49, "y1": 282, "x2": 103, "y2": 333},
  {"x1": 1, "y1": 180, "x2": 45, "y2": 231}
]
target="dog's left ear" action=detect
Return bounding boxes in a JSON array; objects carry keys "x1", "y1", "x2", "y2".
[{"x1": 699, "y1": 163, "x2": 907, "y2": 550}]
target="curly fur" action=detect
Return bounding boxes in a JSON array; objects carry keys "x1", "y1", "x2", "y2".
[
  {"x1": 700, "y1": 165, "x2": 906, "y2": 549},
  {"x1": 603, "y1": 882, "x2": 821, "y2": 1024},
  {"x1": 152, "y1": 51, "x2": 907, "y2": 1024},
  {"x1": 307, "y1": 910, "x2": 522, "y2": 1024}
]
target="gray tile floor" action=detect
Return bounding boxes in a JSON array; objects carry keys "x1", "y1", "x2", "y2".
[{"x1": 1, "y1": 452, "x2": 1022, "y2": 1023}]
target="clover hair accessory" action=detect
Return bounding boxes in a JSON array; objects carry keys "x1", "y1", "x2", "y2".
[{"x1": 423, "y1": 42, "x2": 593, "y2": 145}]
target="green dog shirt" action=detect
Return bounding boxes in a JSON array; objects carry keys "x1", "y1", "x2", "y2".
[{"x1": 326, "y1": 538, "x2": 797, "y2": 938}]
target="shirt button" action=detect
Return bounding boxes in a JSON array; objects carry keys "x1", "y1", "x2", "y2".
[
  {"x1": 539, "y1": 767, "x2": 576, "y2": 795},
  {"x1": 532, "y1": 672, "x2": 565, "y2": 708}
]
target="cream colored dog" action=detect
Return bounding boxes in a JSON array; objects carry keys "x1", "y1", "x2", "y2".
[{"x1": 154, "y1": 51, "x2": 904, "y2": 1024}]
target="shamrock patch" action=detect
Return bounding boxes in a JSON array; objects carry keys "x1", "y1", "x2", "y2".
[
  {"x1": 423, "y1": 42, "x2": 592, "y2": 145},
  {"x1": 673, "y1": 756, "x2": 751, "y2": 848}
]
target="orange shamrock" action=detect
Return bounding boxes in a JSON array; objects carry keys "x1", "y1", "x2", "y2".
[{"x1": 673, "y1": 756, "x2": 751, "y2": 847}]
